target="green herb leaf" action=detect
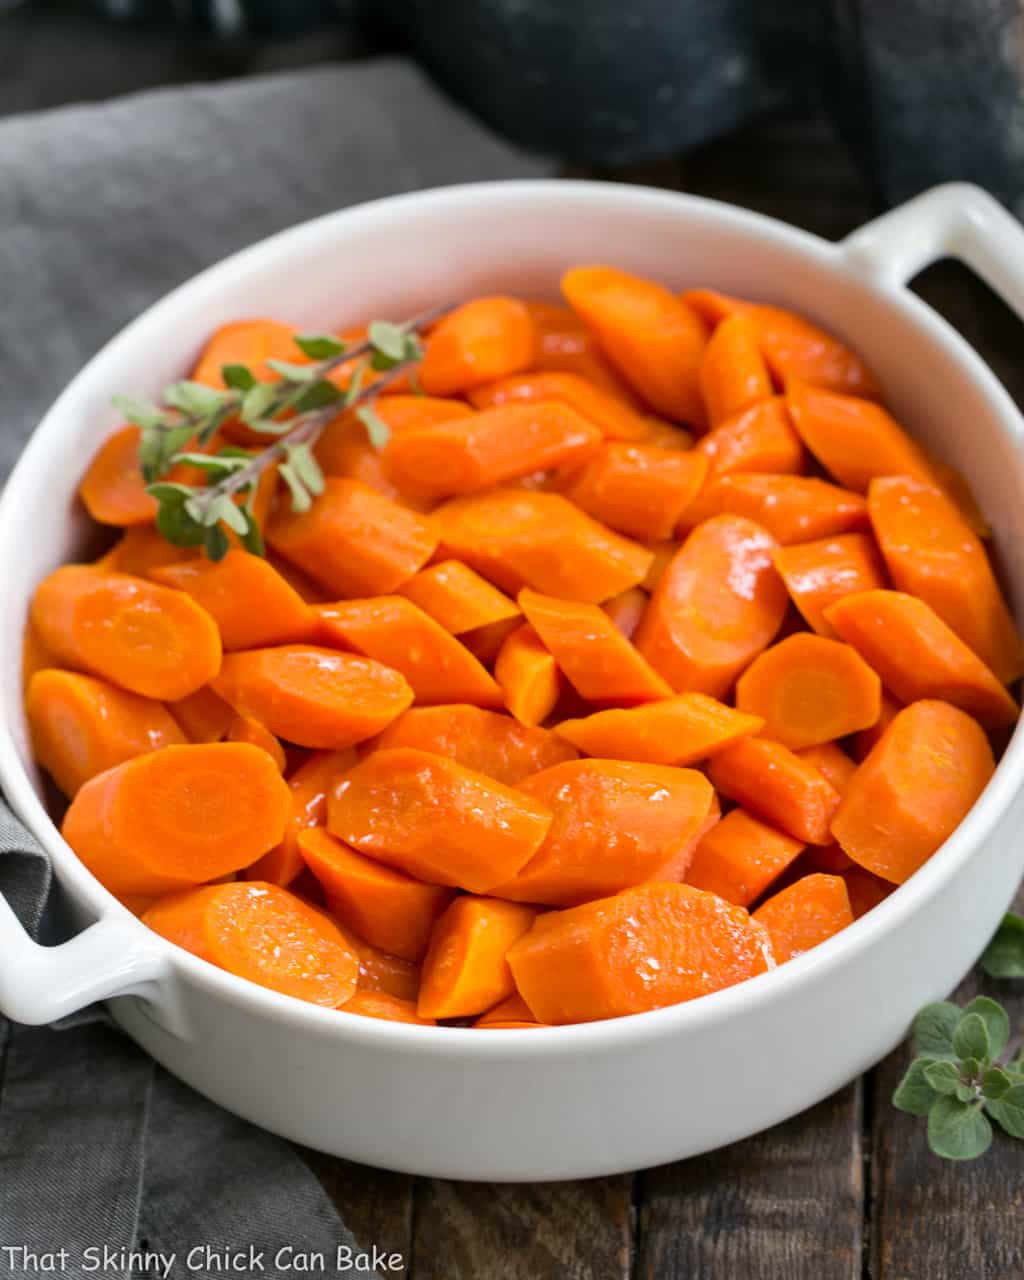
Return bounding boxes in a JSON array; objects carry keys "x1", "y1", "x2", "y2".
[
  {"x1": 292, "y1": 378, "x2": 343, "y2": 414},
  {"x1": 112, "y1": 393, "x2": 163, "y2": 429},
  {"x1": 169, "y1": 452, "x2": 250, "y2": 476},
  {"x1": 222, "y1": 363, "x2": 256, "y2": 391},
  {"x1": 913, "y1": 1002, "x2": 962, "y2": 1061},
  {"x1": 922, "y1": 1061, "x2": 962, "y2": 1095},
  {"x1": 294, "y1": 333, "x2": 347, "y2": 360},
  {"x1": 987, "y1": 1084, "x2": 1024, "y2": 1139},
  {"x1": 278, "y1": 462, "x2": 312, "y2": 514},
  {"x1": 367, "y1": 320, "x2": 407, "y2": 363},
  {"x1": 241, "y1": 383, "x2": 279, "y2": 425},
  {"x1": 238, "y1": 509, "x2": 265, "y2": 557},
  {"x1": 203, "y1": 523, "x2": 231, "y2": 562},
  {"x1": 892, "y1": 1059, "x2": 941, "y2": 1116},
  {"x1": 163, "y1": 381, "x2": 227, "y2": 418},
  {"x1": 285, "y1": 442, "x2": 325, "y2": 497},
  {"x1": 356, "y1": 402, "x2": 391, "y2": 449},
  {"x1": 981, "y1": 913, "x2": 1024, "y2": 979},
  {"x1": 148, "y1": 484, "x2": 207, "y2": 548},
  {"x1": 955, "y1": 1082, "x2": 977, "y2": 1103},
  {"x1": 961, "y1": 996, "x2": 1010, "y2": 1059},
  {"x1": 244, "y1": 418, "x2": 294, "y2": 437},
  {"x1": 953, "y1": 1012, "x2": 991, "y2": 1064},
  {"x1": 265, "y1": 358, "x2": 318, "y2": 383},
  {"x1": 927, "y1": 1096, "x2": 993, "y2": 1160},
  {"x1": 981, "y1": 1066, "x2": 1013, "y2": 1100}
]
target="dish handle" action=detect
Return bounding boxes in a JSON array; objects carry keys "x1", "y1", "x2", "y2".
[{"x1": 841, "y1": 182, "x2": 1024, "y2": 309}]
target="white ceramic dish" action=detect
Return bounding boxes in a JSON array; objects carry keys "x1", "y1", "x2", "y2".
[{"x1": 2, "y1": 180, "x2": 1024, "y2": 1182}]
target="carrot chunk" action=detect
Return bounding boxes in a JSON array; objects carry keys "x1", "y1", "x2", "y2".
[
  {"x1": 31, "y1": 566, "x2": 221, "y2": 701},
  {"x1": 635, "y1": 515, "x2": 788, "y2": 698},
  {"x1": 508, "y1": 882, "x2": 774, "y2": 1024},
  {"x1": 851, "y1": 690, "x2": 902, "y2": 761},
  {"x1": 166, "y1": 684, "x2": 235, "y2": 744},
  {"x1": 143, "y1": 880, "x2": 358, "y2": 1007},
  {"x1": 225, "y1": 715, "x2": 287, "y2": 772},
  {"x1": 192, "y1": 318, "x2": 306, "y2": 387},
  {"x1": 698, "y1": 312, "x2": 773, "y2": 427},
  {"x1": 753, "y1": 874, "x2": 854, "y2": 963},
  {"x1": 356, "y1": 943, "x2": 421, "y2": 1002},
  {"x1": 684, "y1": 808, "x2": 805, "y2": 907},
  {"x1": 843, "y1": 867, "x2": 895, "y2": 918},
  {"x1": 772, "y1": 533, "x2": 887, "y2": 637},
  {"x1": 695, "y1": 397, "x2": 805, "y2": 482},
  {"x1": 475, "y1": 991, "x2": 545, "y2": 1028},
  {"x1": 213, "y1": 645, "x2": 413, "y2": 748},
  {"x1": 831, "y1": 700, "x2": 995, "y2": 884},
  {"x1": 343, "y1": 991, "x2": 436, "y2": 1024},
  {"x1": 641, "y1": 539, "x2": 678, "y2": 592},
  {"x1": 708, "y1": 737, "x2": 841, "y2": 844},
  {"x1": 562, "y1": 443, "x2": 708, "y2": 540},
  {"x1": 79, "y1": 426, "x2": 156, "y2": 527},
  {"x1": 795, "y1": 742, "x2": 857, "y2": 796},
  {"x1": 469, "y1": 370, "x2": 653, "y2": 441},
  {"x1": 419, "y1": 296, "x2": 534, "y2": 395},
  {"x1": 418, "y1": 896, "x2": 538, "y2": 1018},
  {"x1": 22, "y1": 622, "x2": 57, "y2": 689},
  {"x1": 494, "y1": 624, "x2": 563, "y2": 726},
  {"x1": 326, "y1": 748, "x2": 553, "y2": 893},
  {"x1": 523, "y1": 300, "x2": 642, "y2": 404},
  {"x1": 397, "y1": 560, "x2": 520, "y2": 635},
  {"x1": 603, "y1": 586, "x2": 648, "y2": 640},
  {"x1": 686, "y1": 474, "x2": 869, "y2": 544},
  {"x1": 63, "y1": 743, "x2": 291, "y2": 897},
  {"x1": 824, "y1": 590, "x2": 1019, "y2": 729}
]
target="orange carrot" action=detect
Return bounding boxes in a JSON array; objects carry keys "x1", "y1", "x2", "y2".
[
  {"x1": 523, "y1": 300, "x2": 643, "y2": 404},
  {"x1": 419, "y1": 296, "x2": 535, "y2": 395},
  {"x1": 469, "y1": 370, "x2": 653, "y2": 441},
  {"x1": 708, "y1": 737, "x2": 841, "y2": 844},
  {"x1": 563, "y1": 266, "x2": 708, "y2": 425},
  {"x1": 561, "y1": 443, "x2": 708, "y2": 540},
  {"x1": 488, "y1": 759, "x2": 715, "y2": 905},
  {"x1": 698, "y1": 312, "x2": 772, "y2": 427},
  {"x1": 795, "y1": 742, "x2": 857, "y2": 796},
  {"x1": 356, "y1": 943, "x2": 421, "y2": 1002},
  {"x1": 843, "y1": 867, "x2": 895, "y2": 919},
  {"x1": 924, "y1": 453, "x2": 990, "y2": 539},
  {"x1": 31, "y1": 565, "x2": 221, "y2": 701},
  {"x1": 79, "y1": 426, "x2": 156, "y2": 526},
  {"x1": 265, "y1": 554, "x2": 328, "y2": 603},
  {"x1": 851, "y1": 690, "x2": 901, "y2": 762},
  {"x1": 735, "y1": 633, "x2": 881, "y2": 749},
  {"x1": 803, "y1": 843, "x2": 856, "y2": 876},
  {"x1": 824, "y1": 590, "x2": 1019, "y2": 729},
  {"x1": 831, "y1": 700, "x2": 995, "y2": 883},
  {"x1": 460, "y1": 616, "x2": 522, "y2": 667},
  {"x1": 106, "y1": 525, "x2": 201, "y2": 578},
  {"x1": 22, "y1": 622, "x2": 57, "y2": 689},
  {"x1": 603, "y1": 586, "x2": 648, "y2": 640},
  {"x1": 772, "y1": 533, "x2": 887, "y2": 637},
  {"x1": 418, "y1": 896, "x2": 538, "y2": 1018},
  {"x1": 635, "y1": 515, "x2": 788, "y2": 698},
  {"x1": 397, "y1": 560, "x2": 520, "y2": 635},
  {"x1": 192, "y1": 318, "x2": 307, "y2": 387},
  {"x1": 372, "y1": 704, "x2": 578, "y2": 785},
  {"x1": 752, "y1": 874, "x2": 854, "y2": 963},
  {"x1": 166, "y1": 684, "x2": 235, "y2": 744},
  {"x1": 267, "y1": 477, "x2": 438, "y2": 598},
  {"x1": 327, "y1": 747, "x2": 553, "y2": 892},
  {"x1": 867, "y1": 476, "x2": 1022, "y2": 683},
  {"x1": 684, "y1": 808, "x2": 805, "y2": 907},
  {"x1": 695, "y1": 397, "x2": 805, "y2": 482},
  {"x1": 474, "y1": 991, "x2": 545, "y2": 1028},
  {"x1": 225, "y1": 715, "x2": 287, "y2": 772},
  {"x1": 508, "y1": 882, "x2": 774, "y2": 1024},
  {"x1": 63, "y1": 743, "x2": 291, "y2": 897},
  {"x1": 641, "y1": 539, "x2": 678, "y2": 592},
  {"x1": 299, "y1": 827, "x2": 454, "y2": 962},
  {"x1": 143, "y1": 880, "x2": 358, "y2": 1007},
  {"x1": 494, "y1": 623, "x2": 564, "y2": 726},
  {"x1": 26, "y1": 669, "x2": 186, "y2": 797},
  {"x1": 342, "y1": 991, "x2": 436, "y2": 1024},
  {"x1": 685, "y1": 474, "x2": 869, "y2": 544}
]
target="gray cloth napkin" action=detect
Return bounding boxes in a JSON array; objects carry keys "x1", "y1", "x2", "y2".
[{"x1": 0, "y1": 59, "x2": 552, "y2": 1279}]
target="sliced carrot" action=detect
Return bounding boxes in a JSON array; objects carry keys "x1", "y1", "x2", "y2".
[
  {"x1": 192, "y1": 317, "x2": 306, "y2": 387},
  {"x1": 561, "y1": 443, "x2": 708, "y2": 540},
  {"x1": 342, "y1": 991, "x2": 436, "y2": 1025},
  {"x1": 925, "y1": 453, "x2": 990, "y2": 539},
  {"x1": 419, "y1": 296, "x2": 534, "y2": 395},
  {"x1": 226, "y1": 715, "x2": 287, "y2": 772},
  {"x1": 867, "y1": 476, "x2": 1022, "y2": 683},
  {"x1": 735, "y1": 633, "x2": 881, "y2": 749},
  {"x1": 603, "y1": 586, "x2": 648, "y2": 640},
  {"x1": 213, "y1": 645, "x2": 413, "y2": 748},
  {"x1": 831, "y1": 700, "x2": 995, "y2": 883},
  {"x1": 684, "y1": 808, "x2": 805, "y2": 907},
  {"x1": 824, "y1": 590, "x2": 1019, "y2": 729},
  {"x1": 563, "y1": 266, "x2": 708, "y2": 425},
  {"x1": 418, "y1": 896, "x2": 538, "y2": 1018},
  {"x1": 372, "y1": 704, "x2": 577, "y2": 785},
  {"x1": 469, "y1": 370, "x2": 653, "y2": 441},
  {"x1": 488, "y1": 759, "x2": 715, "y2": 906},
  {"x1": 299, "y1": 827, "x2": 454, "y2": 962},
  {"x1": 553, "y1": 693, "x2": 762, "y2": 766},
  {"x1": 474, "y1": 991, "x2": 545, "y2": 1028},
  {"x1": 843, "y1": 867, "x2": 895, "y2": 918},
  {"x1": 167, "y1": 684, "x2": 235, "y2": 744},
  {"x1": 63, "y1": 743, "x2": 291, "y2": 897},
  {"x1": 434, "y1": 488, "x2": 653, "y2": 603},
  {"x1": 267, "y1": 477, "x2": 438, "y2": 598},
  {"x1": 695, "y1": 397, "x2": 805, "y2": 482},
  {"x1": 460, "y1": 616, "x2": 521, "y2": 667},
  {"x1": 22, "y1": 622, "x2": 57, "y2": 689},
  {"x1": 795, "y1": 742, "x2": 857, "y2": 796},
  {"x1": 851, "y1": 690, "x2": 902, "y2": 762},
  {"x1": 397, "y1": 560, "x2": 520, "y2": 635},
  {"x1": 641, "y1": 539, "x2": 678, "y2": 592},
  {"x1": 143, "y1": 879, "x2": 358, "y2": 1007},
  {"x1": 635, "y1": 515, "x2": 788, "y2": 698},
  {"x1": 326, "y1": 747, "x2": 553, "y2": 893},
  {"x1": 494, "y1": 624, "x2": 562, "y2": 726},
  {"x1": 508, "y1": 882, "x2": 774, "y2": 1024},
  {"x1": 698, "y1": 312, "x2": 772, "y2": 427},
  {"x1": 26, "y1": 669, "x2": 185, "y2": 797},
  {"x1": 803, "y1": 843, "x2": 856, "y2": 875},
  {"x1": 266, "y1": 554, "x2": 328, "y2": 604},
  {"x1": 31, "y1": 565, "x2": 221, "y2": 701},
  {"x1": 772, "y1": 533, "x2": 887, "y2": 637},
  {"x1": 105, "y1": 525, "x2": 199, "y2": 578},
  {"x1": 708, "y1": 737, "x2": 841, "y2": 844},
  {"x1": 79, "y1": 426, "x2": 156, "y2": 526},
  {"x1": 523, "y1": 300, "x2": 643, "y2": 404},
  {"x1": 752, "y1": 874, "x2": 854, "y2": 963},
  {"x1": 687, "y1": 474, "x2": 869, "y2": 544},
  {"x1": 356, "y1": 943, "x2": 421, "y2": 1002}
]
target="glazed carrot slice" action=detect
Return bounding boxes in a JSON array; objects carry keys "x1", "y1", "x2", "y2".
[
  {"x1": 735, "y1": 633, "x2": 881, "y2": 750},
  {"x1": 22, "y1": 622, "x2": 57, "y2": 689},
  {"x1": 356, "y1": 943, "x2": 421, "y2": 1002},
  {"x1": 752, "y1": 874, "x2": 854, "y2": 963},
  {"x1": 79, "y1": 426, "x2": 156, "y2": 526},
  {"x1": 435, "y1": 489, "x2": 653, "y2": 603},
  {"x1": 508, "y1": 882, "x2": 774, "y2": 1024},
  {"x1": 299, "y1": 827, "x2": 454, "y2": 962},
  {"x1": 708, "y1": 737, "x2": 841, "y2": 844},
  {"x1": 26, "y1": 669, "x2": 185, "y2": 797},
  {"x1": 785, "y1": 378, "x2": 934, "y2": 492},
  {"x1": 634, "y1": 515, "x2": 788, "y2": 698},
  {"x1": 397, "y1": 560, "x2": 520, "y2": 635},
  {"x1": 63, "y1": 743, "x2": 291, "y2": 897},
  {"x1": 143, "y1": 880, "x2": 358, "y2": 1007},
  {"x1": 795, "y1": 742, "x2": 857, "y2": 796},
  {"x1": 489, "y1": 759, "x2": 715, "y2": 906},
  {"x1": 244, "y1": 748, "x2": 356, "y2": 886},
  {"x1": 418, "y1": 896, "x2": 538, "y2": 1018},
  {"x1": 469, "y1": 371, "x2": 653, "y2": 441},
  {"x1": 851, "y1": 690, "x2": 902, "y2": 762},
  {"x1": 459, "y1": 616, "x2": 522, "y2": 668},
  {"x1": 419, "y1": 296, "x2": 534, "y2": 395},
  {"x1": 267, "y1": 477, "x2": 438, "y2": 598},
  {"x1": 31, "y1": 566, "x2": 221, "y2": 701},
  {"x1": 373, "y1": 704, "x2": 578, "y2": 785},
  {"x1": 151, "y1": 550, "x2": 314, "y2": 652},
  {"x1": 167, "y1": 684, "x2": 235, "y2": 744},
  {"x1": 603, "y1": 586, "x2": 648, "y2": 640},
  {"x1": 831, "y1": 700, "x2": 995, "y2": 883},
  {"x1": 384, "y1": 401, "x2": 601, "y2": 502},
  {"x1": 686, "y1": 474, "x2": 869, "y2": 544},
  {"x1": 684, "y1": 808, "x2": 805, "y2": 907},
  {"x1": 518, "y1": 587, "x2": 671, "y2": 706},
  {"x1": 265, "y1": 554, "x2": 328, "y2": 603},
  {"x1": 106, "y1": 525, "x2": 201, "y2": 578},
  {"x1": 695, "y1": 397, "x2": 805, "y2": 482},
  {"x1": 698, "y1": 312, "x2": 773, "y2": 427},
  {"x1": 225, "y1": 715, "x2": 287, "y2": 772},
  {"x1": 867, "y1": 476, "x2": 1022, "y2": 683},
  {"x1": 843, "y1": 867, "x2": 895, "y2": 919},
  {"x1": 553, "y1": 693, "x2": 762, "y2": 766},
  {"x1": 641, "y1": 539, "x2": 678, "y2": 592},
  {"x1": 803, "y1": 842, "x2": 856, "y2": 876},
  {"x1": 342, "y1": 991, "x2": 436, "y2": 1025},
  {"x1": 327, "y1": 747, "x2": 553, "y2": 893},
  {"x1": 474, "y1": 991, "x2": 546, "y2": 1028},
  {"x1": 523, "y1": 300, "x2": 643, "y2": 404},
  {"x1": 924, "y1": 453, "x2": 990, "y2": 539},
  {"x1": 213, "y1": 645, "x2": 413, "y2": 748},
  {"x1": 772, "y1": 533, "x2": 887, "y2": 637},
  {"x1": 563, "y1": 266, "x2": 708, "y2": 425},
  {"x1": 824, "y1": 590, "x2": 1019, "y2": 729},
  {"x1": 315, "y1": 596, "x2": 503, "y2": 709},
  {"x1": 561, "y1": 443, "x2": 708, "y2": 540},
  {"x1": 191, "y1": 318, "x2": 306, "y2": 387}
]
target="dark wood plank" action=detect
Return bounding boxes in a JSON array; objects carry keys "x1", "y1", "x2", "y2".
[{"x1": 305, "y1": 1154, "x2": 414, "y2": 1279}]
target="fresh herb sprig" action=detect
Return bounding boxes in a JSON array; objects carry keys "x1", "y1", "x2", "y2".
[{"x1": 893, "y1": 912, "x2": 1024, "y2": 1159}]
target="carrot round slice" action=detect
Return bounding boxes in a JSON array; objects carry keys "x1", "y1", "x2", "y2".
[
  {"x1": 418, "y1": 896, "x2": 538, "y2": 1019},
  {"x1": 419, "y1": 296, "x2": 534, "y2": 395},
  {"x1": 79, "y1": 426, "x2": 156, "y2": 527},
  {"x1": 143, "y1": 880, "x2": 358, "y2": 1007},
  {"x1": 795, "y1": 742, "x2": 857, "y2": 796},
  {"x1": 684, "y1": 473, "x2": 869, "y2": 544},
  {"x1": 342, "y1": 991, "x2": 436, "y2": 1025},
  {"x1": 684, "y1": 808, "x2": 805, "y2": 907},
  {"x1": 603, "y1": 586, "x2": 649, "y2": 640},
  {"x1": 695, "y1": 397, "x2": 805, "y2": 482},
  {"x1": 167, "y1": 684, "x2": 235, "y2": 744},
  {"x1": 562, "y1": 442, "x2": 708, "y2": 540},
  {"x1": 225, "y1": 715, "x2": 287, "y2": 773},
  {"x1": 524, "y1": 300, "x2": 643, "y2": 404},
  {"x1": 469, "y1": 370, "x2": 653, "y2": 440},
  {"x1": 698, "y1": 312, "x2": 772, "y2": 427},
  {"x1": 355, "y1": 943, "x2": 421, "y2": 1002},
  {"x1": 752, "y1": 874, "x2": 854, "y2": 963},
  {"x1": 772, "y1": 533, "x2": 887, "y2": 637},
  {"x1": 851, "y1": 690, "x2": 902, "y2": 762},
  {"x1": 62, "y1": 743, "x2": 292, "y2": 897},
  {"x1": 708, "y1": 737, "x2": 841, "y2": 845},
  {"x1": 494, "y1": 623, "x2": 564, "y2": 726},
  {"x1": 843, "y1": 867, "x2": 895, "y2": 919},
  {"x1": 397, "y1": 560, "x2": 520, "y2": 635}
]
